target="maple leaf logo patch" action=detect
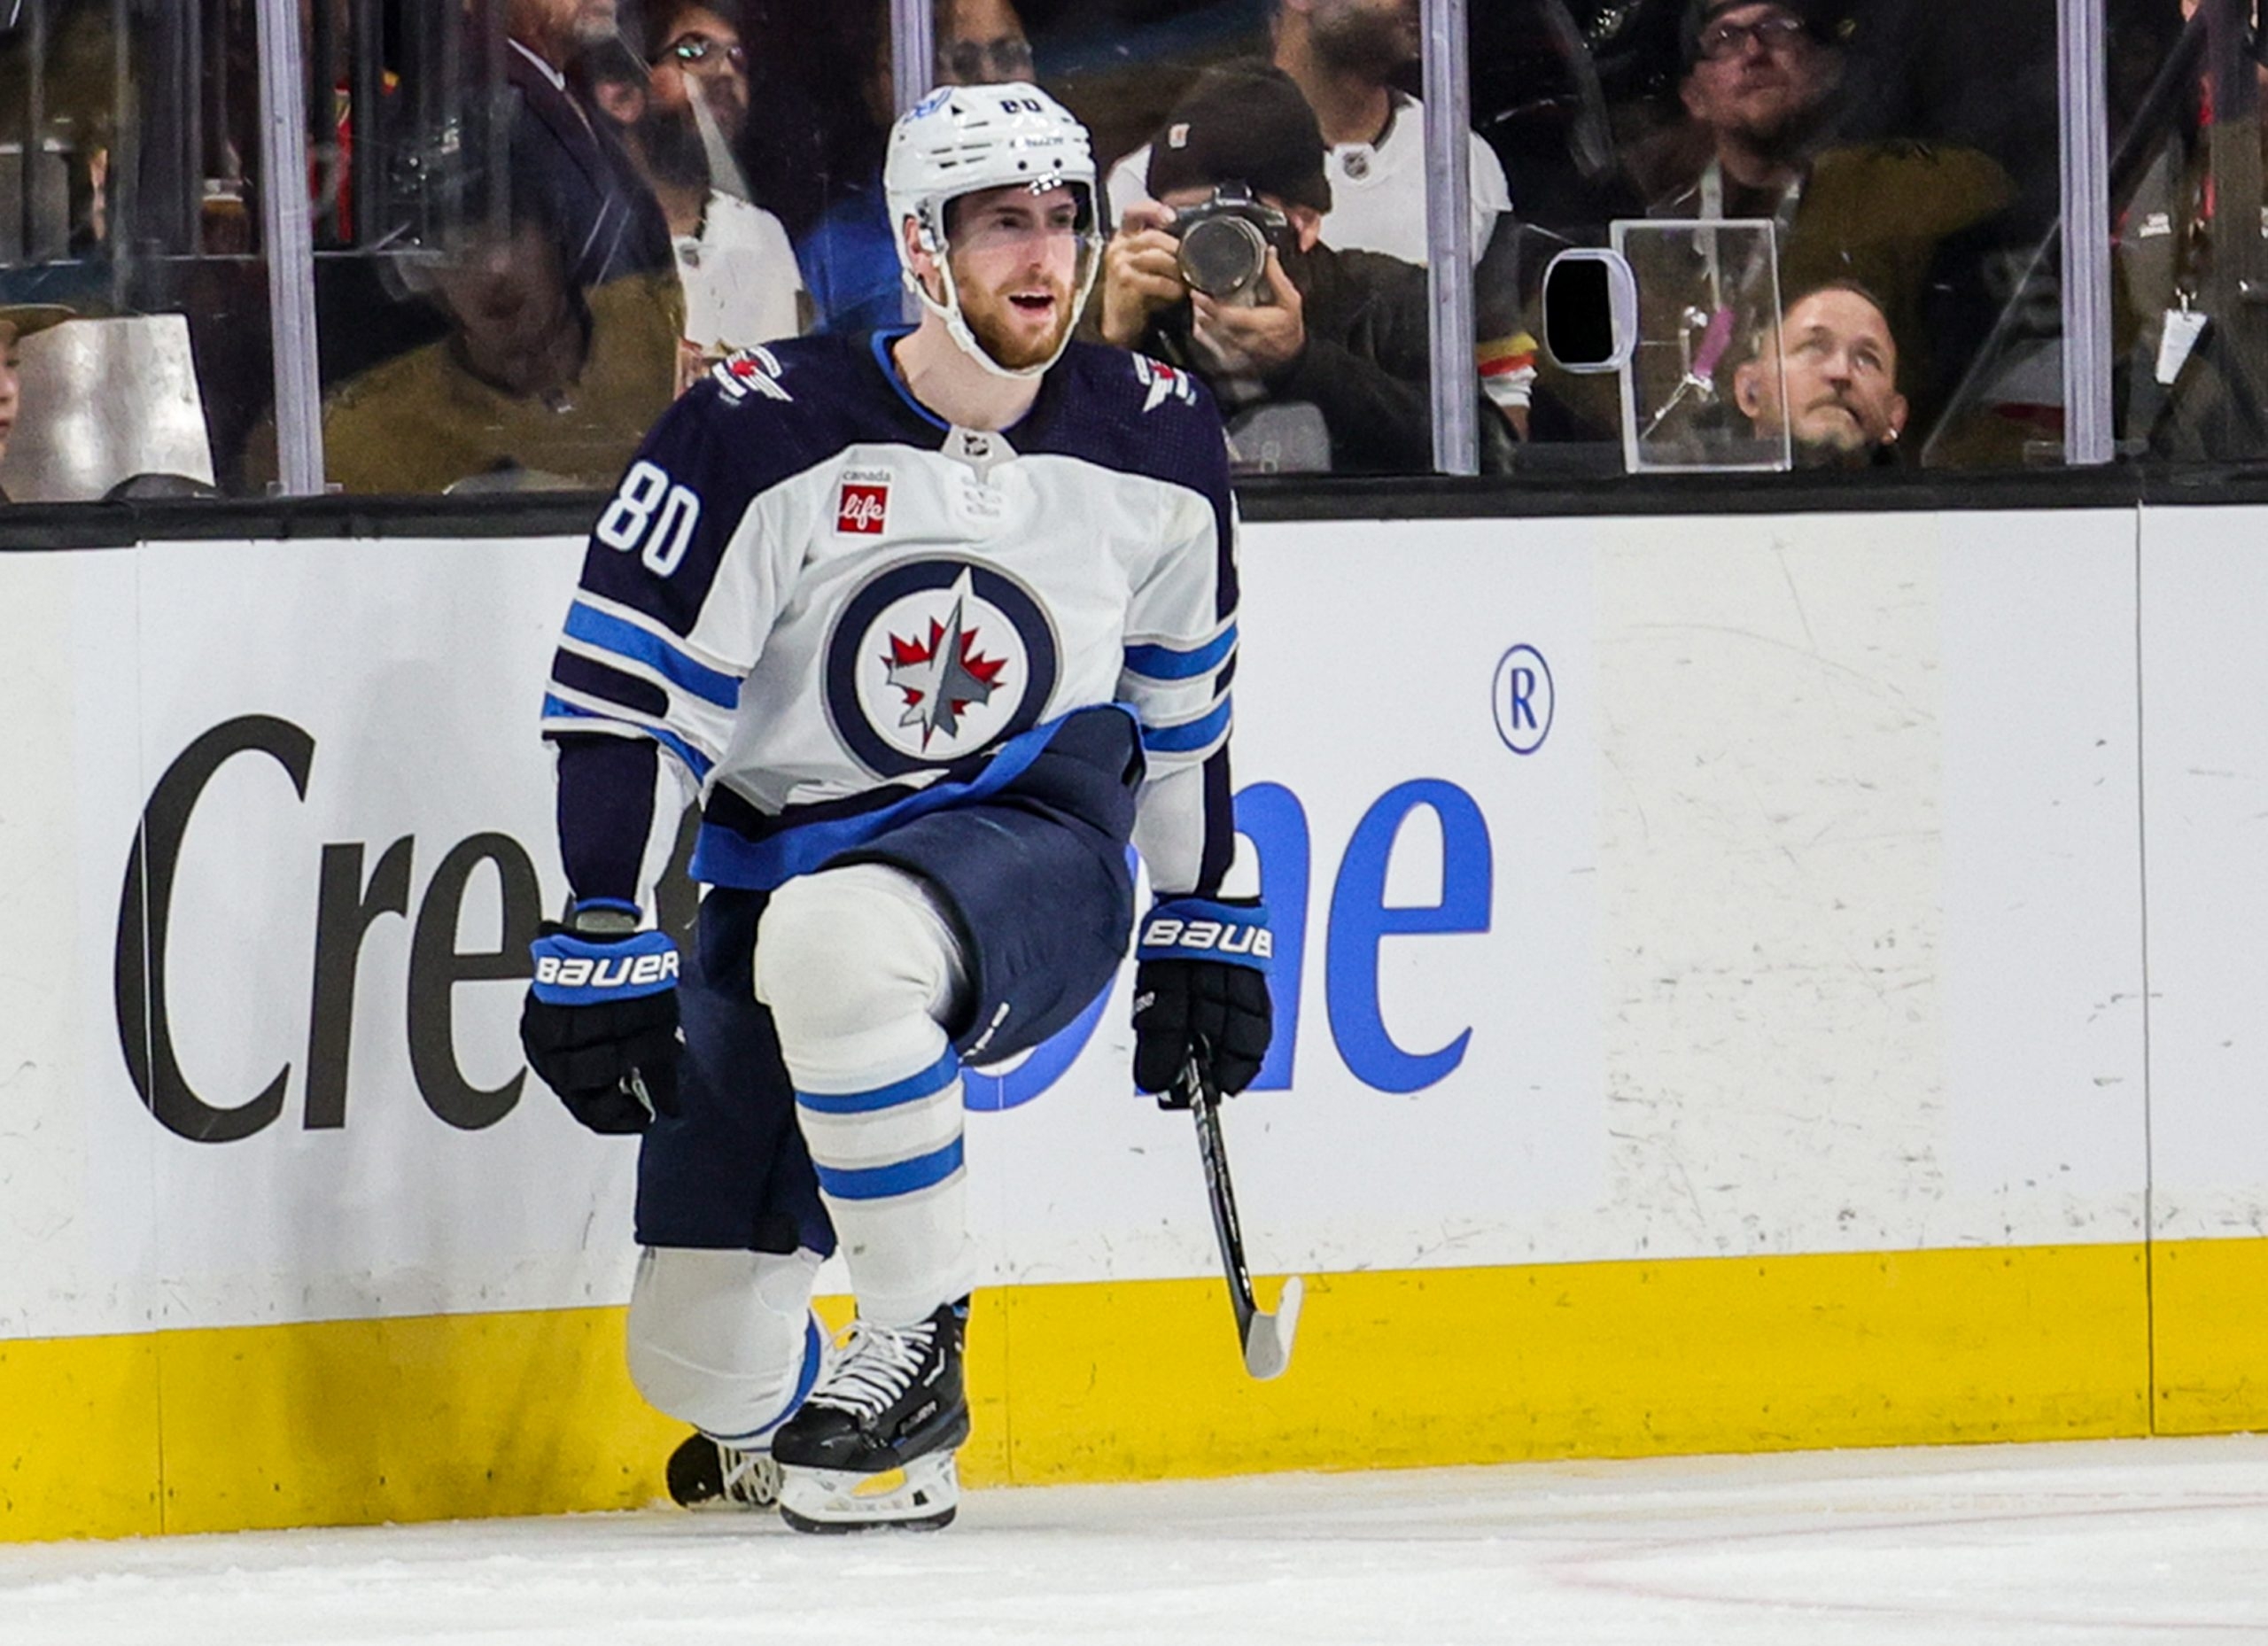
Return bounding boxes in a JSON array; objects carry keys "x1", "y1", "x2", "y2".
[{"x1": 882, "y1": 572, "x2": 1009, "y2": 747}]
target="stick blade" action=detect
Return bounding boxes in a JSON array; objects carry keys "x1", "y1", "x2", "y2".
[{"x1": 1240, "y1": 1274, "x2": 1305, "y2": 1380}]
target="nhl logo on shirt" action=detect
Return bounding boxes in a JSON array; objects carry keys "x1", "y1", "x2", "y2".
[
  {"x1": 837, "y1": 474, "x2": 890, "y2": 535},
  {"x1": 825, "y1": 557, "x2": 1061, "y2": 777}
]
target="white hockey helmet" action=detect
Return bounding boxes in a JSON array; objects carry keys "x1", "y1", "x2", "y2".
[{"x1": 883, "y1": 82, "x2": 1103, "y2": 380}]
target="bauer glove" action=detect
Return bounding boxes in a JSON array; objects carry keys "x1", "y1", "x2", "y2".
[
  {"x1": 520, "y1": 899, "x2": 683, "y2": 1134},
  {"x1": 1131, "y1": 897, "x2": 1273, "y2": 1105}
]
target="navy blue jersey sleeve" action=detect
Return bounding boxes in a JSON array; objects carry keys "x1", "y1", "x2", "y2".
[
  {"x1": 540, "y1": 346, "x2": 818, "y2": 907},
  {"x1": 1103, "y1": 356, "x2": 1241, "y2": 899}
]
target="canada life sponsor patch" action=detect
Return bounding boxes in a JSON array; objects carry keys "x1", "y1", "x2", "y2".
[
  {"x1": 824, "y1": 557, "x2": 1060, "y2": 778},
  {"x1": 836, "y1": 469, "x2": 891, "y2": 535}
]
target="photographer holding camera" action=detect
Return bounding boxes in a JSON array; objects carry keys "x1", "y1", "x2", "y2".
[{"x1": 1095, "y1": 63, "x2": 1511, "y2": 475}]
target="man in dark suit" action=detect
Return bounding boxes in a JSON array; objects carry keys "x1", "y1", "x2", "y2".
[{"x1": 503, "y1": 0, "x2": 675, "y2": 288}]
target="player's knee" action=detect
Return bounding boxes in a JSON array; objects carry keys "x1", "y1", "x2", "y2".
[
  {"x1": 625, "y1": 1246, "x2": 819, "y2": 1442},
  {"x1": 753, "y1": 866, "x2": 955, "y2": 1047}
]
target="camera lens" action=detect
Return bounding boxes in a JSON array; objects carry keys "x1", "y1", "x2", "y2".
[{"x1": 1177, "y1": 215, "x2": 1269, "y2": 300}]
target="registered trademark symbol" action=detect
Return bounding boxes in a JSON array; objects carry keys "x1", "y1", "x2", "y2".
[{"x1": 1492, "y1": 646, "x2": 1554, "y2": 755}]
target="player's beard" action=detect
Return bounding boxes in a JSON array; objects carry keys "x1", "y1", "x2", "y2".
[
  {"x1": 957, "y1": 268, "x2": 1075, "y2": 373},
  {"x1": 1310, "y1": 1, "x2": 1419, "y2": 82}
]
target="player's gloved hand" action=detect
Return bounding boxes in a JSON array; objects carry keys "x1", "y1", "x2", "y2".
[
  {"x1": 1131, "y1": 897, "x2": 1273, "y2": 1106},
  {"x1": 520, "y1": 899, "x2": 683, "y2": 1134}
]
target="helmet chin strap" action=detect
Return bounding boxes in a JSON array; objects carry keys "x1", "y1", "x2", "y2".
[{"x1": 908, "y1": 225, "x2": 1101, "y2": 384}]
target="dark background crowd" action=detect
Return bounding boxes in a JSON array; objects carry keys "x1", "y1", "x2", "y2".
[{"x1": 0, "y1": 0, "x2": 2247, "y2": 499}]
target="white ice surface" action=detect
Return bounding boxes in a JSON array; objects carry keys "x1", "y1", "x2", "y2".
[{"x1": 4, "y1": 1435, "x2": 2266, "y2": 1645}]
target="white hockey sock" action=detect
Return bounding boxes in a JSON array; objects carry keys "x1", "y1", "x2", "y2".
[
  {"x1": 755, "y1": 864, "x2": 978, "y2": 1329},
  {"x1": 625, "y1": 1246, "x2": 823, "y2": 1444}
]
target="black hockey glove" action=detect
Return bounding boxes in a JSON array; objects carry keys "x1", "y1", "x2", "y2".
[
  {"x1": 1131, "y1": 897, "x2": 1274, "y2": 1106},
  {"x1": 520, "y1": 899, "x2": 683, "y2": 1134}
]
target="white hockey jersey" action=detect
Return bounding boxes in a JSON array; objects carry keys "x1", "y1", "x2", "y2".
[{"x1": 542, "y1": 331, "x2": 1241, "y2": 905}]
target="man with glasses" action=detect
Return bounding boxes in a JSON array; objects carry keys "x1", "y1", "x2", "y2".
[
  {"x1": 1650, "y1": 0, "x2": 1845, "y2": 225},
  {"x1": 584, "y1": 2, "x2": 809, "y2": 380},
  {"x1": 1601, "y1": 0, "x2": 2013, "y2": 454},
  {"x1": 796, "y1": 0, "x2": 1037, "y2": 335}
]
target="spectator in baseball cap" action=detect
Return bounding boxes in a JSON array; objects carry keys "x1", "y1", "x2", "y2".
[{"x1": 1098, "y1": 62, "x2": 1512, "y2": 475}]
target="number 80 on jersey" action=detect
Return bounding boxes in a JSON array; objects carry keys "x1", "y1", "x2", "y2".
[{"x1": 596, "y1": 460, "x2": 703, "y2": 577}]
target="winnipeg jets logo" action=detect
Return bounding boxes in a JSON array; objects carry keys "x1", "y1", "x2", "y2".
[
  {"x1": 1133, "y1": 354, "x2": 1196, "y2": 414},
  {"x1": 882, "y1": 572, "x2": 1008, "y2": 749},
  {"x1": 827, "y1": 559, "x2": 1060, "y2": 777}
]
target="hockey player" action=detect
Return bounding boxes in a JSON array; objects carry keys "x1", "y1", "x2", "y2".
[{"x1": 518, "y1": 83, "x2": 1272, "y2": 1533}]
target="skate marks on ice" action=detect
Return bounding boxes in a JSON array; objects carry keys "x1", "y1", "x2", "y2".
[{"x1": 2, "y1": 1436, "x2": 2266, "y2": 1645}]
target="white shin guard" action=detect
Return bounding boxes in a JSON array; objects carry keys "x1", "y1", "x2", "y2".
[
  {"x1": 755, "y1": 864, "x2": 979, "y2": 1329},
  {"x1": 625, "y1": 1246, "x2": 822, "y2": 1445}
]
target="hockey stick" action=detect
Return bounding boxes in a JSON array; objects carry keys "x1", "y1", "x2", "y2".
[{"x1": 1181, "y1": 1051, "x2": 1304, "y2": 1380}]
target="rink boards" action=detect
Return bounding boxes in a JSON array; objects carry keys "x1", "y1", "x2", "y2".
[{"x1": 4, "y1": 507, "x2": 2267, "y2": 1540}]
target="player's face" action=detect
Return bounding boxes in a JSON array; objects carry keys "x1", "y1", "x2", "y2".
[
  {"x1": 1681, "y1": 3, "x2": 1832, "y2": 143},
  {"x1": 945, "y1": 183, "x2": 1084, "y2": 372},
  {"x1": 1743, "y1": 288, "x2": 1907, "y2": 456},
  {"x1": 0, "y1": 322, "x2": 19, "y2": 465}
]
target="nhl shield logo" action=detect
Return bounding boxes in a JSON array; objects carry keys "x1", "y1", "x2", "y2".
[{"x1": 825, "y1": 559, "x2": 1060, "y2": 777}]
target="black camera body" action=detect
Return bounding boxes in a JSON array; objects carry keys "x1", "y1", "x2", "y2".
[{"x1": 1171, "y1": 184, "x2": 1293, "y2": 302}]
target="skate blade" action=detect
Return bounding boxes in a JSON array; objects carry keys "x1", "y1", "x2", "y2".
[{"x1": 777, "y1": 1449, "x2": 959, "y2": 1533}]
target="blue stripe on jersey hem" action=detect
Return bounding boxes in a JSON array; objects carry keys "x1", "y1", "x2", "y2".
[
  {"x1": 871, "y1": 329, "x2": 950, "y2": 430},
  {"x1": 1141, "y1": 695, "x2": 1232, "y2": 755},
  {"x1": 563, "y1": 602, "x2": 742, "y2": 710},
  {"x1": 813, "y1": 1138, "x2": 965, "y2": 1201},
  {"x1": 541, "y1": 695, "x2": 717, "y2": 781},
  {"x1": 690, "y1": 704, "x2": 1138, "y2": 890},
  {"x1": 1124, "y1": 625, "x2": 1237, "y2": 681},
  {"x1": 796, "y1": 1048, "x2": 960, "y2": 1114}
]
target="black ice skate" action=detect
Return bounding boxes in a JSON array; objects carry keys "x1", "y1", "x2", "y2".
[
  {"x1": 664, "y1": 1431, "x2": 781, "y2": 1510},
  {"x1": 771, "y1": 1298, "x2": 969, "y2": 1533}
]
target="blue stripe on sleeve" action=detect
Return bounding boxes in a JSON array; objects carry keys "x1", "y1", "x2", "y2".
[
  {"x1": 541, "y1": 695, "x2": 717, "y2": 781},
  {"x1": 812, "y1": 1138, "x2": 965, "y2": 1201},
  {"x1": 563, "y1": 601, "x2": 742, "y2": 710},
  {"x1": 1141, "y1": 695, "x2": 1232, "y2": 755},
  {"x1": 796, "y1": 1049, "x2": 960, "y2": 1114},
  {"x1": 1124, "y1": 625, "x2": 1237, "y2": 681}
]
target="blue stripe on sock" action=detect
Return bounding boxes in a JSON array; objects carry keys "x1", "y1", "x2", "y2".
[
  {"x1": 813, "y1": 1137, "x2": 965, "y2": 1202},
  {"x1": 795, "y1": 1048, "x2": 960, "y2": 1115}
]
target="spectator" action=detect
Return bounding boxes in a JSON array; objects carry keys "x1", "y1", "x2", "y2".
[
  {"x1": 310, "y1": 202, "x2": 681, "y2": 493},
  {"x1": 796, "y1": 0, "x2": 1035, "y2": 335},
  {"x1": 1104, "y1": 0, "x2": 1533, "y2": 429},
  {"x1": 1596, "y1": 0, "x2": 2013, "y2": 448},
  {"x1": 0, "y1": 302, "x2": 74, "y2": 502},
  {"x1": 582, "y1": 3, "x2": 809, "y2": 379},
  {"x1": 1095, "y1": 63, "x2": 1511, "y2": 475},
  {"x1": 1733, "y1": 281, "x2": 1907, "y2": 466},
  {"x1": 501, "y1": 0, "x2": 675, "y2": 289},
  {"x1": 1642, "y1": 0, "x2": 1845, "y2": 222}
]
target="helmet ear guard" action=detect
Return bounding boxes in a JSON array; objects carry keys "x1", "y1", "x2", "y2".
[{"x1": 884, "y1": 82, "x2": 1104, "y2": 381}]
